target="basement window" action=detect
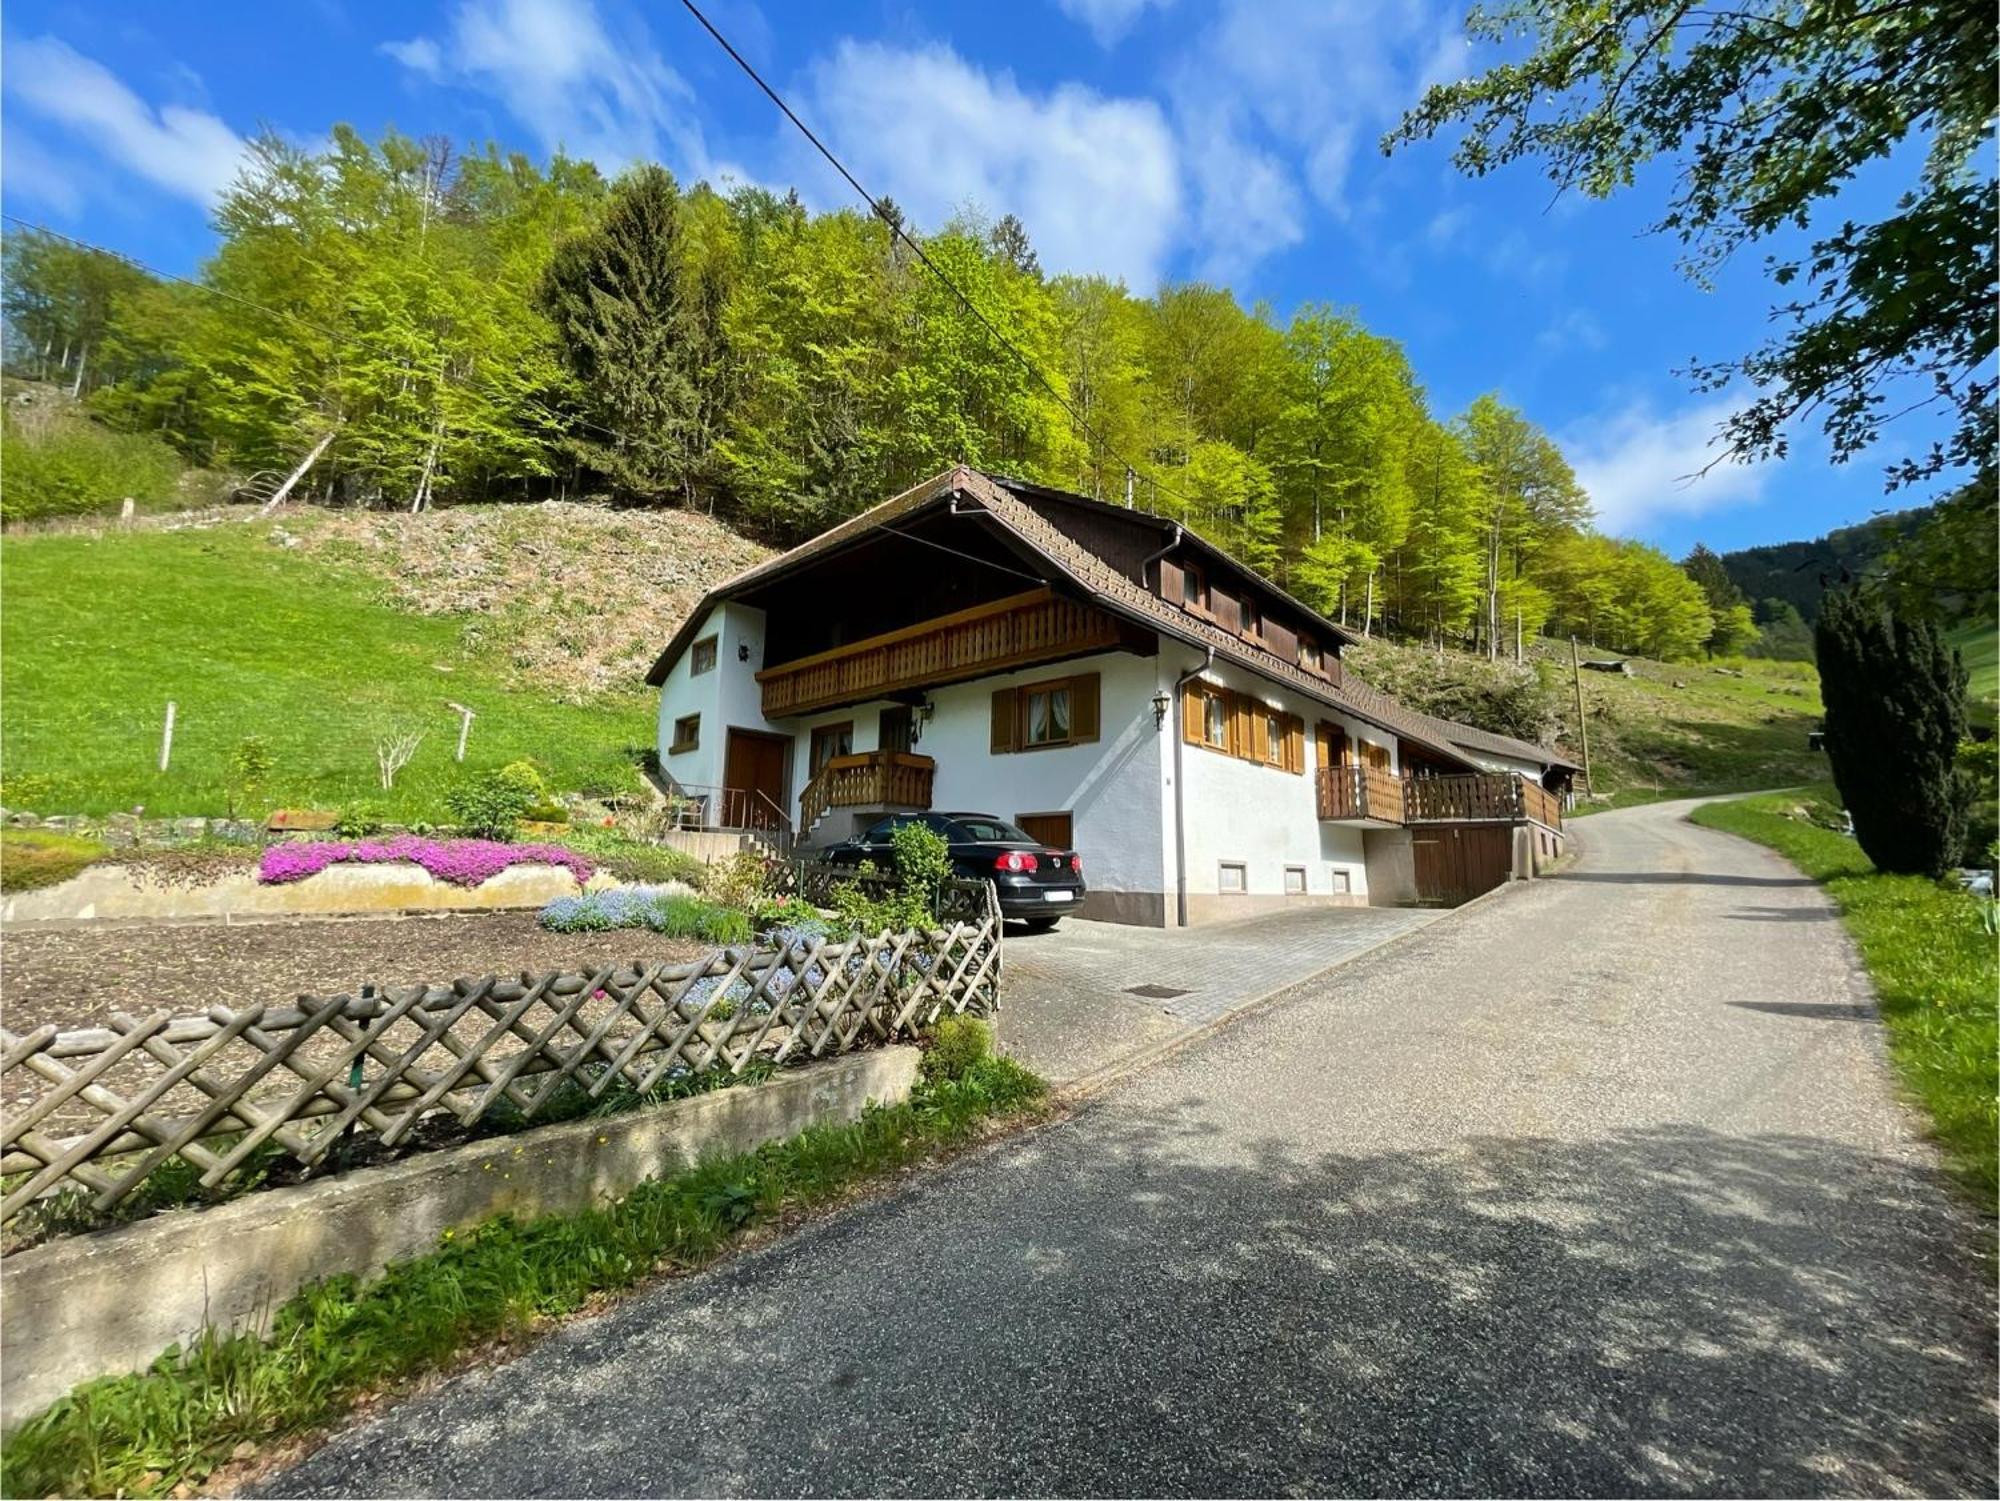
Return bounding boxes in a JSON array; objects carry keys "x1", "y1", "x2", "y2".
[
  {"x1": 1329, "y1": 868, "x2": 1353, "y2": 894},
  {"x1": 1284, "y1": 865, "x2": 1307, "y2": 895},
  {"x1": 1218, "y1": 861, "x2": 1248, "y2": 895},
  {"x1": 670, "y1": 714, "x2": 700, "y2": 755}
]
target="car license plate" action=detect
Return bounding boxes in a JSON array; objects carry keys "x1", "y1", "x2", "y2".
[{"x1": 1043, "y1": 890, "x2": 1074, "y2": 903}]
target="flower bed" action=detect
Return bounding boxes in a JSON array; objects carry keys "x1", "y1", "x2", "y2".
[{"x1": 259, "y1": 835, "x2": 593, "y2": 889}]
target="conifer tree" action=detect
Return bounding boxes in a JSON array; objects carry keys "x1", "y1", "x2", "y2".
[{"x1": 1815, "y1": 588, "x2": 1969, "y2": 876}]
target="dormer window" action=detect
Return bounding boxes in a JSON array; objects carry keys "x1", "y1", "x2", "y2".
[
  {"x1": 1181, "y1": 562, "x2": 1206, "y2": 609},
  {"x1": 1299, "y1": 639, "x2": 1322, "y2": 673}
]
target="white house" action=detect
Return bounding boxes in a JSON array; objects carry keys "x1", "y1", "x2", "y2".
[{"x1": 647, "y1": 467, "x2": 1576, "y2": 924}]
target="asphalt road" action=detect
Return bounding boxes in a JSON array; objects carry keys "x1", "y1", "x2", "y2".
[{"x1": 270, "y1": 798, "x2": 1997, "y2": 1498}]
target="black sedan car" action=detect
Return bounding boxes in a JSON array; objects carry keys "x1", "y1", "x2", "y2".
[{"x1": 822, "y1": 811, "x2": 1086, "y2": 928}]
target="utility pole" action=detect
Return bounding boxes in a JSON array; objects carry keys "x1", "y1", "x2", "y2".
[
  {"x1": 1515, "y1": 608, "x2": 1523, "y2": 664},
  {"x1": 1569, "y1": 635, "x2": 1593, "y2": 793},
  {"x1": 1124, "y1": 466, "x2": 1135, "y2": 509}
]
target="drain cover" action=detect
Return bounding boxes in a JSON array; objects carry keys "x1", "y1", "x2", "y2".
[{"x1": 1124, "y1": 983, "x2": 1191, "y2": 1000}]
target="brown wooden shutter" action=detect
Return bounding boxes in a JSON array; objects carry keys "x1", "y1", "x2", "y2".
[
  {"x1": 1182, "y1": 682, "x2": 1205, "y2": 745},
  {"x1": 1159, "y1": 558, "x2": 1184, "y2": 605},
  {"x1": 1264, "y1": 620, "x2": 1297, "y2": 660},
  {"x1": 1068, "y1": 672, "x2": 1100, "y2": 743},
  {"x1": 1230, "y1": 692, "x2": 1256, "y2": 761},
  {"x1": 1284, "y1": 715, "x2": 1305, "y2": 774},
  {"x1": 990, "y1": 688, "x2": 1019, "y2": 753}
]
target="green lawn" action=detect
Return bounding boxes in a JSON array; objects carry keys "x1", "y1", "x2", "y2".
[
  {"x1": 1691, "y1": 789, "x2": 1998, "y2": 1208},
  {"x1": 1, "y1": 523, "x2": 654, "y2": 821},
  {"x1": 1947, "y1": 619, "x2": 1997, "y2": 728}
]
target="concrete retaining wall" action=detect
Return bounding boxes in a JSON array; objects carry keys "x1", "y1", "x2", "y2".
[
  {"x1": 0, "y1": 860, "x2": 626, "y2": 926},
  {"x1": 0, "y1": 1047, "x2": 919, "y2": 1429}
]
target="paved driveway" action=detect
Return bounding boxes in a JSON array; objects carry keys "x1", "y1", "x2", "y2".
[
  {"x1": 270, "y1": 799, "x2": 1997, "y2": 1498},
  {"x1": 1000, "y1": 903, "x2": 1439, "y2": 1085}
]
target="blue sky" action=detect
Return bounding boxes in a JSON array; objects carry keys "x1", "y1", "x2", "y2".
[{"x1": 1, "y1": 0, "x2": 1950, "y2": 554}]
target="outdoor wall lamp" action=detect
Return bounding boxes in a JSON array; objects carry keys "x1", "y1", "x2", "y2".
[{"x1": 1151, "y1": 691, "x2": 1171, "y2": 730}]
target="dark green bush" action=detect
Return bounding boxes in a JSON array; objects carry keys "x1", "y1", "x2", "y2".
[{"x1": 444, "y1": 766, "x2": 538, "y2": 840}]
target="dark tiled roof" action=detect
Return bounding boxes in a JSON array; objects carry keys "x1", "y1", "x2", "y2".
[{"x1": 643, "y1": 466, "x2": 1575, "y2": 775}]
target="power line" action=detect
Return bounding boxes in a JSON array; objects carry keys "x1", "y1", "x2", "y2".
[{"x1": 672, "y1": 0, "x2": 1196, "y2": 516}]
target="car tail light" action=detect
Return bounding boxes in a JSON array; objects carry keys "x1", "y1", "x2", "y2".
[
  {"x1": 994, "y1": 850, "x2": 1039, "y2": 874},
  {"x1": 1069, "y1": 852, "x2": 1082, "y2": 875}
]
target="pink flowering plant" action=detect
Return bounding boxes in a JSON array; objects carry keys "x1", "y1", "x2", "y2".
[{"x1": 259, "y1": 835, "x2": 593, "y2": 888}]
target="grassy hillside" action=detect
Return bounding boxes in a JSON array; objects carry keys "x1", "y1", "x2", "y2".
[
  {"x1": 1948, "y1": 620, "x2": 1997, "y2": 728},
  {"x1": 1347, "y1": 636, "x2": 1825, "y2": 809},
  {"x1": 1, "y1": 506, "x2": 771, "y2": 820}
]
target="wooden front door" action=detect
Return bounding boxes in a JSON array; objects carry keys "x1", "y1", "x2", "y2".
[
  {"x1": 723, "y1": 729, "x2": 790, "y2": 830},
  {"x1": 1316, "y1": 720, "x2": 1347, "y2": 768},
  {"x1": 1016, "y1": 811, "x2": 1074, "y2": 850},
  {"x1": 1412, "y1": 823, "x2": 1512, "y2": 906}
]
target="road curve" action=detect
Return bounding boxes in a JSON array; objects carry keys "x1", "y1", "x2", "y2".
[{"x1": 270, "y1": 798, "x2": 1997, "y2": 1498}]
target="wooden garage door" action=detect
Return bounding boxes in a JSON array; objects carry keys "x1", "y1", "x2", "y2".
[
  {"x1": 1016, "y1": 812, "x2": 1074, "y2": 850},
  {"x1": 1412, "y1": 823, "x2": 1512, "y2": 906}
]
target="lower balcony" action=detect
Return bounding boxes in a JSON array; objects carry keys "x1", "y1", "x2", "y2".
[
  {"x1": 1316, "y1": 764, "x2": 1407, "y2": 827},
  {"x1": 799, "y1": 750, "x2": 935, "y2": 832},
  {"x1": 1319, "y1": 768, "x2": 1563, "y2": 831}
]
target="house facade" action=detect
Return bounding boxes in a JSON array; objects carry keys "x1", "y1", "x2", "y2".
[{"x1": 647, "y1": 466, "x2": 1576, "y2": 924}]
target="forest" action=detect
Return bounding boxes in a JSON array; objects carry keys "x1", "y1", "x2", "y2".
[{"x1": 6, "y1": 125, "x2": 1760, "y2": 662}]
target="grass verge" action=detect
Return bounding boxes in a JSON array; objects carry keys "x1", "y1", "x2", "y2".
[
  {"x1": 0, "y1": 1051, "x2": 1047, "y2": 1500},
  {"x1": 1691, "y1": 789, "x2": 1997, "y2": 1207}
]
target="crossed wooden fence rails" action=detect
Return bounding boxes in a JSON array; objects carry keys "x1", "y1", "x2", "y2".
[{"x1": 0, "y1": 881, "x2": 1002, "y2": 1228}]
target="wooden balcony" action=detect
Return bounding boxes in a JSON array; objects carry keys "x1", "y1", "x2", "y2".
[
  {"x1": 1405, "y1": 772, "x2": 1563, "y2": 829},
  {"x1": 799, "y1": 751, "x2": 935, "y2": 830},
  {"x1": 1319, "y1": 769, "x2": 1563, "y2": 830},
  {"x1": 756, "y1": 587, "x2": 1125, "y2": 719},
  {"x1": 1316, "y1": 764, "x2": 1407, "y2": 826}
]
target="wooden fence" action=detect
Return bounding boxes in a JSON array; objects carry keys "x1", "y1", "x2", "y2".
[{"x1": 0, "y1": 888, "x2": 1001, "y2": 1227}]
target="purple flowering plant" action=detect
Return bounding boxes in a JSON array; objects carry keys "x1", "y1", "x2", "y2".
[{"x1": 259, "y1": 835, "x2": 593, "y2": 888}]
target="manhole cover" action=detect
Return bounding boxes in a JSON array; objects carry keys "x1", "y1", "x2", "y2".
[{"x1": 1124, "y1": 983, "x2": 1191, "y2": 1000}]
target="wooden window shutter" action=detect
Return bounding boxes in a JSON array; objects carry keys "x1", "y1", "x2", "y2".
[
  {"x1": 1159, "y1": 558, "x2": 1184, "y2": 604},
  {"x1": 1069, "y1": 672, "x2": 1100, "y2": 743},
  {"x1": 1182, "y1": 682, "x2": 1205, "y2": 745},
  {"x1": 1264, "y1": 620, "x2": 1297, "y2": 659},
  {"x1": 1230, "y1": 692, "x2": 1256, "y2": 761},
  {"x1": 991, "y1": 688, "x2": 1019, "y2": 753},
  {"x1": 1284, "y1": 715, "x2": 1305, "y2": 774}
]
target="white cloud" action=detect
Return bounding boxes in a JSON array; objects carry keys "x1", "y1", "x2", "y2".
[
  {"x1": 804, "y1": 41, "x2": 1182, "y2": 289},
  {"x1": 1536, "y1": 308, "x2": 1606, "y2": 353},
  {"x1": 1, "y1": 128, "x2": 88, "y2": 216},
  {"x1": 1565, "y1": 396, "x2": 1774, "y2": 535},
  {"x1": 1056, "y1": 0, "x2": 1175, "y2": 48},
  {"x1": 2, "y1": 37, "x2": 246, "y2": 206},
  {"x1": 384, "y1": 0, "x2": 709, "y2": 174}
]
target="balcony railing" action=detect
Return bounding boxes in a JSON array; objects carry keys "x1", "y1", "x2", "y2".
[
  {"x1": 1316, "y1": 763, "x2": 1406, "y2": 824},
  {"x1": 1319, "y1": 769, "x2": 1562, "y2": 830},
  {"x1": 757, "y1": 587, "x2": 1125, "y2": 719},
  {"x1": 799, "y1": 751, "x2": 935, "y2": 830}
]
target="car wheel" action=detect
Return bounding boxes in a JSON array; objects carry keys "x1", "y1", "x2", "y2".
[{"x1": 1021, "y1": 916, "x2": 1062, "y2": 932}]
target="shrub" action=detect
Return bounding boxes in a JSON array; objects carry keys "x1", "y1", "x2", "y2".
[
  {"x1": 706, "y1": 850, "x2": 777, "y2": 910},
  {"x1": 1815, "y1": 589, "x2": 1969, "y2": 876},
  {"x1": 444, "y1": 766, "x2": 539, "y2": 840},
  {"x1": 522, "y1": 801, "x2": 570, "y2": 825},
  {"x1": 0, "y1": 828, "x2": 109, "y2": 892},
  {"x1": 225, "y1": 736, "x2": 274, "y2": 819},
  {"x1": 333, "y1": 801, "x2": 387, "y2": 838},
  {"x1": 0, "y1": 408, "x2": 184, "y2": 523},
  {"x1": 921, "y1": 1014, "x2": 991, "y2": 1083},
  {"x1": 753, "y1": 896, "x2": 823, "y2": 932},
  {"x1": 827, "y1": 823, "x2": 954, "y2": 934}
]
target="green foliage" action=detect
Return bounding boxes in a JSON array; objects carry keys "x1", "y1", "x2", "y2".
[
  {"x1": 1691, "y1": 791, "x2": 1996, "y2": 1205},
  {"x1": 554, "y1": 827, "x2": 708, "y2": 889},
  {"x1": 1815, "y1": 589, "x2": 1969, "y2": 876},
  {"x1": 1746, "y1": 598, "x2": 1816, "y2": 662},
  {"x1": 705, "y1": 850, "x2": 777, "y2": 911},
  {"x1": 224, "y1": 735, "x2": 274, "y2": 819},
  {"x1": 539, "y1": 888, "x2": 752, "y2": 944},
  {"x1": 1392, "y1": 0, "x2": 1995, "y2": 490},
  {"x1": 1345, "y1": 639, "x2": 1562, "y2": 744},
  {"x1": 443, "y1": 765, "x2": 539, "y2": 840},
  {"x1": 332, "y1": 801, "x2": 387, "y2": 838},
  {"x1": 0, "y1": 1056, "x2": 1048, "y2": 1500},
  {"x1": 752, "y1": 895, "x2": 824, "y2": 931},
  {"x1": 921, "y1": 1014, "x2": 992, "y2": 1083},
  {"x1": 0, "y1": 402, "x2": 186, "y2": 522},
  {"x1": 889, "y1": 820, "x2": 953, "y2": 913},
  {"x1": 0, "y1": 827, "x2": 109, "y2": 891}
]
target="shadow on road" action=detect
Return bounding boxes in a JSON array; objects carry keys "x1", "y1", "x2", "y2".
[
  {"x1": 1557, "y1": 871, "x2": 1819, "y2": 888},
  {"x1": 272, "y1": 1110, "x2": 2000, "y2": 1499}
]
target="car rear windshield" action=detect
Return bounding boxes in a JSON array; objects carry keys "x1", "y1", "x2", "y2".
[{"x1": 951, "y1": 817, "x2": 1034, "y2": 843}]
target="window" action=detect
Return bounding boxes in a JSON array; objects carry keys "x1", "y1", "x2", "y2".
[
  {"x1": 809, "y1": 721, "x2": 853, "y2": 774},
  {"x1": 1181, "y1": 562, "x2": 1206, "y2": 609},
  {"x1": 669, "y1": 714, "x2": 700, "y2": 754},
  {"x1": 1329, "y1": 868, "x2": 1353, "y2": 894},
  {"x1": 879, "y1": 705, "x2": 914, "y2": 753},
  {"x1": 1241, "y1": 600, "x2": 1261, "y2": 640},
  {"x1": 1218, "y1": 861, "x2": 1248, "y2": 894},
  {"x1": 1284, "y1": 865, "x2": 1307, "y2": 895},
  {"x1": 991, "y1": 673, "x2": 1100, "y2": 753},
  {"x1": 690, "y1": 635, "x2": 718, "y2": 676},
  {"x1": 1203, "y1": 690, "x2": 1229, "y2": 749},
  {"x1": 1026, "y1": 682, "x2": 1071, "y2": 746},
  {"x1": 1298, "y1": 639, "x2": 1323, "y2": 674},
  {"x1": 1263, "y1": 709, "x2": 1284, "y2": 766}
]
